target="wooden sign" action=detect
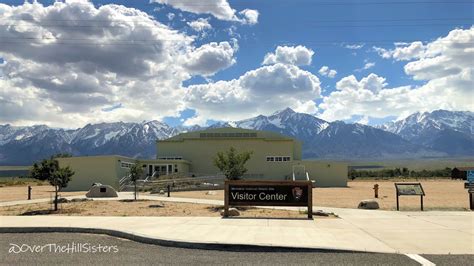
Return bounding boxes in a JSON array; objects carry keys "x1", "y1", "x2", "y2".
[
  {"x1": 224, "y1": 180, "x2": 313, "y2": 218},
  {"x1": 395, "y1": 183, "x2": 425, "y2": 211}
]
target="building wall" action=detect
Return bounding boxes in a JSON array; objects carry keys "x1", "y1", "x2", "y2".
[
  {"x1": 140, "y1": 159, "x2": 190, "y2": 177},
  {"x1": 298, "y1": 160, "x2": 348, "y2": 187},
  {"x1": 157, "y1": 138, "x2": 297, "y2": 180},
  {"x1": 58, "y1": 155, "x2": 133, "y2": 191},
  {"x1": 57, "y1": 128, "x2": 347, "y2": 190}
]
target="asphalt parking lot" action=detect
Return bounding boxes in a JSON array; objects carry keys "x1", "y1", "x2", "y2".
[{"x1": 1, "y1": 233, "x2": 472, "y2": 265}]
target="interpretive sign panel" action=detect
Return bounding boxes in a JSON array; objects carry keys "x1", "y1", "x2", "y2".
[
  {"x1": 467, "y1": 171, "x2": 474, "y2": 183},
  {"x1": 394, "y1": 183, "x2": 425, "y2": 211},
  {"x1": 224, "y1": 180, "x2": 313, "y2": 218},
  {"x1": 395, "y1": 183, "x2": 425, "y2": 196}
]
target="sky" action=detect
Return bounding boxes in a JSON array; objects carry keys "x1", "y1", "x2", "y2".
[{"x1": 0, "y1": 0, "x2": 472, "y2": 128}]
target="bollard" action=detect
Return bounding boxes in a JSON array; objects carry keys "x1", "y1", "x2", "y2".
[
  {"x1": 28, "y1": 186, "x2": 32, "y2": 200},
  {"x1": 373, "y1": 184, "x2": 379, "y2": 198},
  {"x1": 167, "y1": 184, "x2": 170, "y2": 197}
]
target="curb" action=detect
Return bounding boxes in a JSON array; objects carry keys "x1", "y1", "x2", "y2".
[{"x1": 0, "y1": 227, "x2": 371, "y2": 253}]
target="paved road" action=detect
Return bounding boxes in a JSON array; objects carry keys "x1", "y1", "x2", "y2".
[{"x1": 1, "y1": 233, "x2": 471, "y2": 265}]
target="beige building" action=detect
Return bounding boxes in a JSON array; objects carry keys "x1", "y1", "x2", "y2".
[{"x1": 59, "y1": 128, "x2": 347, "y2": 191}]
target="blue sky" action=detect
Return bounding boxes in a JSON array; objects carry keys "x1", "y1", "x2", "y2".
[{"x1": 0, "y1": 0, "x2": 472, "y2": 128}]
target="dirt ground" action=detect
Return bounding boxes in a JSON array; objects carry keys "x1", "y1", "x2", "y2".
[
  {"x1": 171, "y1": 179, "x2": 471, "y2": 211},
  {"x1": 0, "y1": 179, "x2": 469, "y2": 211},
  {"x1": 0, "y1": 200, "x2": 320, "y2": 218},
  {"x1": 0, "y1": 185, "x2": 85, "y2": 202}
]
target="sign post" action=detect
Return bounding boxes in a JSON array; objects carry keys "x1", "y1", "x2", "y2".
[
  {"x1": 469, "y1": 188, "x2": 474, "y2": 211},
  {"x1": 394, "y1": 183, "x2": 425, "y2": 211},
  {"x1": 224, "y1": 180, "x2": 313, "y2": 219}
]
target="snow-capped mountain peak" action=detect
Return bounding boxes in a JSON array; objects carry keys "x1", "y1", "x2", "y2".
[{"x1": 0, "y1": 109, "x2": 472, "y2": 165}]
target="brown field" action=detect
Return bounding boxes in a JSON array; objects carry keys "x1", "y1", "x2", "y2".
[
  {"x1": 0, "y1": 200, "x2": 319, "y2": 218},
  {"x1": 0, "y1": 185, "x2": 85, "y2": 202},
  {"x1": 172, "y1": 179, "x2": 471, "y2": 211}
]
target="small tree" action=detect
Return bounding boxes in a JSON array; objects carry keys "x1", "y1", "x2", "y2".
[
  {"x1": 29, "y1": 158, "x2": 74, "y2": 211},
  {"x1": 214, "y1": 147, "x2": 252, "y2": 180},
  {"x1": 129, "y1": 162, "x2": 144, "y2": 200}
]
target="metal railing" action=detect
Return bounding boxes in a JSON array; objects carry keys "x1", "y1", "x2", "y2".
[
  {"x1": 292, "y1": 171, "x2": 310, "y2": 181},
  {"x1": 119, "y1": 174, "x2": 131, "y2": 191},
  {"x1": 146, "y1": 175, "x2": 226, "y2": 193}
]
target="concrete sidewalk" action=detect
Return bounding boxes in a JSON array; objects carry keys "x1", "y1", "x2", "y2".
[{"x1": 1, "y1": 211, "x2": 472, "y2": 254}]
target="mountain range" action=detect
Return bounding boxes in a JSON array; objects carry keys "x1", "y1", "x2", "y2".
[{"x1": 0, "y1": 109, "x2": 472, "y2": 165}]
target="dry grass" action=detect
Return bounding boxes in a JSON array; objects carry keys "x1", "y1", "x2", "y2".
[
  {"x1": 0, "y1": 185, "x2": 85, "y2": 202},
  {"x1": 171, "y1": 179, "x2": 470, "y2": 211},
  {"x1": 0, "y1": 200, "x2": 318, "y2": 218},
  {"x1": 0, "y1": 177, "x2": 47, "y2": 187}
]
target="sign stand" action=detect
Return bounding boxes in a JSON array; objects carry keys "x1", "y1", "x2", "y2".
[
  {"x1": 224, "y1": 180, "x2": 313, "y2": 219},
  {"x1": 395, "y1": 183, "x2": 425, "y2": 211},
  {"x1": 465, "y1": 182, "x2": 474, "y2": 210}
]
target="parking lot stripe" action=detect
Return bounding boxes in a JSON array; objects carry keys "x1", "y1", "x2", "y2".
[{"x1": 405, "y1": 254, "x2": 436, "y2": 265}]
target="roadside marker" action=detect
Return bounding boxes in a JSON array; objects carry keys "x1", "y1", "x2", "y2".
[{"x1": 405, "y1": 254, "x2": 435, "y2": 266}]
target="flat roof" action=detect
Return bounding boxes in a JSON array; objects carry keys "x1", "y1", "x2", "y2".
[
  {"x1": 140, "y1": 159, "x2": 191, "y2": 164},
  {"x1": 56, "y1": 155, "x2": 134, "y2": 160},
  {"x1": 159, "y1": 127, "x2": 296, "y2": 142}
]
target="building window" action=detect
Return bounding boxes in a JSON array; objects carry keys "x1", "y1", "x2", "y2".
[
  {"x1": 266, "y1": 156, "x2": 291, "y2": 162},
  {"x1": 120, "y1": 162, "x2": 135, "y2": 168},
  {"x1": 157, "y1": 156, "x2": 183, "y2": 160},
  {"x1": 200, "y1": 132, "x2": 257, "y2": 138}
]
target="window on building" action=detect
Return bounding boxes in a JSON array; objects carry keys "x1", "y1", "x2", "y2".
[
  {"x1": 157, "y1": 156, "x2": 183, "y2": 160},
  {"x1": 266, "y1": 156, "x2": 291, "y2": 162},
  {"x1": 120, "y1": 162, "x2": 135, "y2": 168},
  {"x1": 200, "y1": 132, "x2": 257, "y2": 138}
]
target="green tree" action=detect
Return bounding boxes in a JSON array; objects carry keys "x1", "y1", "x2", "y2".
[
  {"x1": 214, "y1": 147, "x2": 252, "y2": 180},
  {"x1": 29, "y1": 158, "x2": 74, "y2": 211},
  {"x1": 129, "y1": 162, "x2": 144, "y2": 200}
]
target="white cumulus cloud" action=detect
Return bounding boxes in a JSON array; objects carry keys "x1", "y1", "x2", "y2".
[
  {"x1": 319, "y1": 27, "x2": 474, "y2": 122},
  {"x1": 0, "y1": 1, "x2": 237, "y2": 127},
  {"x1": 318, "y1": 66, "x2": 337, "y2": 78},
  {"x1": 262, "y1": 45, "x2": 314, "y2": 66},
  {"x1": 187, "y1": 17, "x2": 212, "y2": 32},
  {"x1": 374, "y1": 41, "x2": 426, "y2": 61},
  {"x1": 182, "y1": 41, "x2": 237, "y2": 76},
  {"x1": 239, "y1": 9, "x2": 259, "y2": 25},
  {"x1": 184, "y1": 63, "x2": 321, "y2": 125},
  {"x1": 152, "y1": 0, "x2": 258, "y2": 24}
]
